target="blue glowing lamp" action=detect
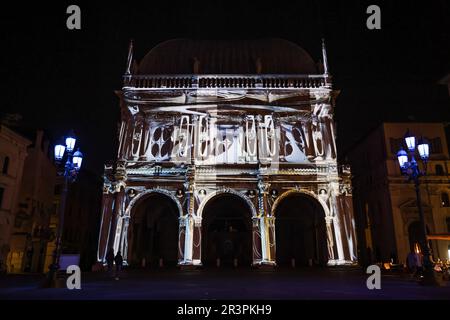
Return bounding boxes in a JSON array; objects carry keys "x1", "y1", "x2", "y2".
[
  {"x1": 54, "y1": 143, "x2": 65, "y2": 161},
  {"x1": 65, "y1": 131, "x2": 76, "y2": 153},
  {"x1": 72, "y1": 149, "x2": 83, "y2": 170},
  {"x1": 397, "y1": 148, "x2": 408, "y2": 169},
  {"x1": 417, "y1": 137, "x2": 429, "y2": 161},
  {"x1": 404, "y1": 130, "x2": 416, "y2": 152}
]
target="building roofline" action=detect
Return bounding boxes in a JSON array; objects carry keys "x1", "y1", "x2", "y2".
[
  {"x1": 0, "y1": 124, "x2": 32, "y2": 147},
  {"x1": 343, "y1": 121, "x2": 446, "y2": 158}
]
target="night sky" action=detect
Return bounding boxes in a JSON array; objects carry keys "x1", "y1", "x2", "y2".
[{"x1": 1, "y1": 0, "x2": 449, "y2": 174}]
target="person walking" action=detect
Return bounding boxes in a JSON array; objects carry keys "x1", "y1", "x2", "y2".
[
  {"x1": 105, "y1": 248, "x2": 114, "y2": 273},
  {"x1": 406, "y1": 249, "x2": 417, "y2": 277},
  {"x1": 114, "y1": 251, "x2": 123, "y2": 280}
]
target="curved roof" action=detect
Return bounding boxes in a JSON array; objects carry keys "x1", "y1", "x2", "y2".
[{"x1": 138, "y1": 38, "x2": 318, "y2": 75}]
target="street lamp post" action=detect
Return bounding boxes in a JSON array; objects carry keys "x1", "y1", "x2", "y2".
[
  {"x1": 44, "y1": 130, "x2": 83, "y2": 287},
  {"x1": 396, "y1": 130, "x2": 440, "y2": 286}
]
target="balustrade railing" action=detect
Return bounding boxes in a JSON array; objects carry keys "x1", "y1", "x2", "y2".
[{"x1": 123, "y1": 74, "x2": 329, "y2": 89}]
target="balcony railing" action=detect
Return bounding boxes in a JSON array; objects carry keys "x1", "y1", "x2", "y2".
[{"x1": 123, "y1": 74, "x2": 330, "y2": 90}]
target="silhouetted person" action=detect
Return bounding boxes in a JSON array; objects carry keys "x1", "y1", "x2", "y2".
[
  {"x1": 406, "y1": 249, "x2": 417, "y2": 275},
  {"x1": 106, "y1": 248, "x2": 114, "y2": 273},
  {"x1": 114, "y1": 251, "x2": 123, "y2": 280}
]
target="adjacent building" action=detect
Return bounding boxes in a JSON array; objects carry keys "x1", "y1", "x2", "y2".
[
  {"x1": 0, "y1": 125, "x2": 31, "y2": 272},
  {"x1": 348, "y1": 122, "x2": 450, "y2": 265},
  {"x1": 97, "y1": 38, "x2": 358, "y2": 269},
  {"x1": 7, "y1": 130, "x2": 56, "y2": 273}
]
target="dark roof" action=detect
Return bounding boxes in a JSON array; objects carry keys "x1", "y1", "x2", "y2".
[{"x1": 138, "y1": 38, "x2": 318, "y2": 75}]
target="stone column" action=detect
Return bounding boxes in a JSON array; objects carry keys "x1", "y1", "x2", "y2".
[
  {"x1": 111, "y1": 189, "x2": 126, "y2": 255},
  {"x1": 179, "y1": 179, "x2": 195, "y2": 267},
  {"x1": 255, "y1": 179, "x2": 276, "y2": 267},
  {"x1": 181, "y1": 214, "x2": 194, "y2": 265},
  {"x1": 325, "y1": 216, "x2": 335, "y2": 263},
  {"x1": 252, "y1": 217, "x2": 262, "y2": 265},
  {"x1": 97, "y1": 191, "x2": 114, "y2": 262},
  {"x1": 330, "y1": 192, "x2": 345, "y2": 263},
  {"x1": 192, "y1": 216, "x2": 202, "y2": 265},
  {"x1": 119, "y1": 217, "x2": 130, "y2": 263},
  {"x1": 265, "y1": 216, "x2": 277, "y2": 265},
  {"x1": 177, "y1": 216, "x2": 186, "y2": 264},
  {"x1": 107, "y1": 192, "x2": 119, "y2": 254}
]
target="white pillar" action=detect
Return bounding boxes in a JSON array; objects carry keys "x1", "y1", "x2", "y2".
[
  {"x1": 333, "y1": 215, "x2": 345, "y2": 262},
  {"x1": 260, "y1": 216, "x2": 269, "y2": 263},
  {"x1": 183, "y1": 215, "x2": 194, "y2": 264}
]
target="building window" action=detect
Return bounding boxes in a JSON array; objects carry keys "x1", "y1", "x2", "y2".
[
  {"x1": 446, "y1": 217, "x2": 450, "y2": 233},
  {"x1": 435, "y1": 164, "x2": 445, "y2": 176},
  {"x1": 0, "y1": 187, "x2": 4, "y2": 208},
  {"x1": 430, "y1": 137, "x2": 443, "y2": 154},
  {"x1": 442, "y1": 193, "x2": 450, "y2": 207},
  {"x1": 2, "y1": 156, "x2": 9, "y2": 174}
]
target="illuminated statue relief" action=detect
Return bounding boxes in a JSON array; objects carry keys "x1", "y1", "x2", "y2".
[
  {"x1": 312, "y1": 120, "x2": 324, "y2": 160},
  {"x1": 329, "y1": 183, "x2": 345, "y2": 262},
  {"x1": 319, "y1": 188, "x2": 335, "y2": 261}
]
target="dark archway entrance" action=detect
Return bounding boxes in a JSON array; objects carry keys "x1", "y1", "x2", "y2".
[
  {"x1": 129, "y1": 193, "x2": 179, "y2": 268},
  {"x1": 202, "y1": 194, "x2": 253, "y2": 267},
  {"x1": 408, "y1": 221, "x2": 431, "y2": 254},
  {"x1": 275, "y1": 193, "x2": 328, "y2": 267}
]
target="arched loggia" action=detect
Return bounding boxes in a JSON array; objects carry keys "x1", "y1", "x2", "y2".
[
  {"x1": 201, "y1": 193, "x2": 253, "y2": 267},
  {"x1": 127, "y1": 192, "x2": 180, "y2": 268},
  {"x1": 274, "y1": 193, "x2": 328, "y2": 267}
]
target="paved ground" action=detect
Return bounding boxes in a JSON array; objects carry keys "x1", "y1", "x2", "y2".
[{"x1": 1, "y1": 267, "x2": 449, "y2": 300}]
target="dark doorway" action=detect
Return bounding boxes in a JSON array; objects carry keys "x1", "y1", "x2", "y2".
[
  {"x1": 129, "y1": 193, "x2": 179, "y2": 268},
  {"x1": 408, "y1": 221, "x2": 431, "y2": 253},
  {"x1": 275, "y1": 194, "x2": 328, "y2": 267},
  {"x1": 202, "y1": 194, "x2": 253, "y2": 267}
]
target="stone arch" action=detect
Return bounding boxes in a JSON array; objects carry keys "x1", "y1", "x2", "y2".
[
  {"x1": 271, "y1": 189, "x2": 330, "y2": 217},
  {"x1": 197, "y1": 188, "x2": 257, "y2": 218},
  {"x1": 271, "y1": 189, "x2": 329, "y2": 266},
  {"x1": 123, "y1": 188, "x2": 183, "y2": 267},
  {"x1": 198, "y1": 188, "x2": 256, "y2": 267},
  {"x1": 124, "y1": 188, "x2": 184, "y2": 218}
]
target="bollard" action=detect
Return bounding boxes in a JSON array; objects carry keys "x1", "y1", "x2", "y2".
[
  {"x1": 291, "y1": 258, "x2": 295, "y2": 268},
  {"x1": 308, "y1": 258, "x2": 313, "y2": 267},
  {"x1": 216, "y1": 258, "x2": 220, "y2": 268},
  {"x1": 159, "y1": 258, "x2": 164, "y2": 268},
  {"x1": 233, "y1": 258, "x2": 238, "y2": 268}
]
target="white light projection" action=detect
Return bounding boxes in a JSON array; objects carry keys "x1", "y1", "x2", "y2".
[
  {"x1": 97, "y1": 38, "x2": 360, "y2": 269},
  {"x1": 281, "y1": 122, "x2": 310, "y2": 163}
]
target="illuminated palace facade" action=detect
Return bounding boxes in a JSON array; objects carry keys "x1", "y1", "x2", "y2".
[{"x1": 97, "y1": 39, "x2": 357, "y2": 268}]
